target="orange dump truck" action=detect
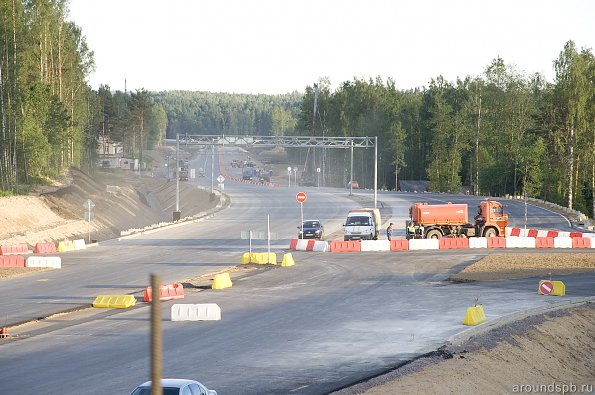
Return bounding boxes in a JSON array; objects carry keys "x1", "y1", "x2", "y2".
[{"x1": 406, "y1": 200, "x2": 508, "y2": 239}]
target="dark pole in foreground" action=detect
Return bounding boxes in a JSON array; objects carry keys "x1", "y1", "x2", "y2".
[{"x1": 151, "y1": 274, "x2": 162, "y2": 395}]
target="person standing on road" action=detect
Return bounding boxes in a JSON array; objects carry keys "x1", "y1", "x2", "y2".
[{"x1": 387, "y1": 223, "x2": 394, "y2": 241}]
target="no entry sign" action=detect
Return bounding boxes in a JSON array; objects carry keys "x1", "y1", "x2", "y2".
[
  {"x1": 296, "y1": 192, "x2": 307, "y2": 203},
  {"x1": 539, "y1": 280, "x2": 553, "y2": 295}
]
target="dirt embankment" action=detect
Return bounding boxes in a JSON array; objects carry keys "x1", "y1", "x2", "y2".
[
  {"x1": 335, "y1": 302, "x2": 595, "y2": 395},
  {"x1": 0, "y1": 150, "x2": 219, "y2": 248}
]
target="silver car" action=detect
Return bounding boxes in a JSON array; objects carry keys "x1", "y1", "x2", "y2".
[{"x1": 130, "y1": 379, "x2": 217, "y2": 395}]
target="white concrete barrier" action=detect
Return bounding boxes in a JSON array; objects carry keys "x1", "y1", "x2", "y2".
[
  {"x1": 469, "y1": 237, "x2": 488, "y2": 249},
  {"x1": 536, "y1": 230, "x2": 549, "y2": 238},
  {"x1": 505, "y1": 237, "x2": 536, "y2": 249},
  {"x1": 26, "y1": 256, "x2": 61, "y2": 268},
  {"x1": 505, "y1": 227, "x2": 512, "y2": 237},
  {"x1": 171, "y1": 303, "x2": 221, "y2": 321},
  {"x1": 557, "y1": 231, "x2": 571, "y2": 238},
  {"x1": 295, "y1": 239, "x2": 309, "y2": 251},
  {"x1": 360, "y1": 240, "x2": 390, "y2": 252},
  {"x1": 553, "y1": 237, "x2": 573, "y2": 249},
  {"x1": 73, "y1": 239, "x2": 86, "y2": 250},
  {"x1": 408, "y1": 239, "x2": 440, "y2": 250},
  {"x1": 312, "y1": 241, "x2": 329, "y2": 252}
]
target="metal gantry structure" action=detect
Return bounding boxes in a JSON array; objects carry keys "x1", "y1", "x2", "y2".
[{"x1": 167, "y1": 134, "x2": 379, "y2": 208}]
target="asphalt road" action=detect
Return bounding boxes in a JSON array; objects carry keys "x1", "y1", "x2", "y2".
[{"x1": 0, "y1": 147, "x2": 593, "y2": 394}]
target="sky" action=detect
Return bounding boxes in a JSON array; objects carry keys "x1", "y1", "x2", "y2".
[{"x1": 68, "y1": 0, "x2": 595, "y2": 95}]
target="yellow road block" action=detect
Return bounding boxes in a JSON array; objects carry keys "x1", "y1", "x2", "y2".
[
  {"x1": 463, "y1": 305, "x2": 486, "y2": 326},
  {"x1": 57, "y1": 240, "x2": 75, "y2": 252},
  {"x1": 212, "y1": 273, "x2": 233, "y2": 290},
  {"x1": 92, "y1": 295, "x2": 137, "y2": 308},
  {"x1": 281, "y1": 253, "x2": 295, "y2": 267},
  {"x1": 538, "y1": 280, "x2": 565, "y2": 296},
  {"x1": 241, "y1": 252, "x2": 276, "y2": 265}
]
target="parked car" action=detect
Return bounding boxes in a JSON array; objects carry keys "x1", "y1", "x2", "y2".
[
  {"x1": 347, "y1": 181, "x2": 359, "y2": 189},
  {"x1": 298, "y1": 219, "x2": 324, "y2": 240},
  {"x1": 130, "y1": 379, "x2": 217, "y2": 395}
]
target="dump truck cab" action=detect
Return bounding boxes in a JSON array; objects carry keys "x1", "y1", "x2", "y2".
[{"x1": 476, "y1": 200, "x2": 508, "y2": 237}]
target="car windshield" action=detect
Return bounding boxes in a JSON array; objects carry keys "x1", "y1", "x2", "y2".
[
  {"x1": 346, "y1": 216, "x2": 370, "y2": 226},
  {"x1": 130, "y1": 387, "x2": 180, "y2": 395},
  {"x1": 303, "y1": 221, "x2": 320, "y2": 228}
]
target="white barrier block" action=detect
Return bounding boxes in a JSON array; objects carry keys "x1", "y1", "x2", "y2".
[
  {"x1": 171, "y1": 303, "x2": 221, "y2": 321},
  {"x1": 295, "y1": 239, "x2": 309, "y2": 251},
  {"x1": 557, "y1": 231, "x2": 571, "y2": 238},
  {"x1": 360, "y1": 240, "x2": 390, "y2": 252},
  {"x1": 506, "y1": 237, "x2": 535, "y2": 248},
  {"x1": 536, "y1": 230, "x2": 549, "y2": 238},
  {"x1": 409, "y1": 239, "x2": 440, "y2": 250},
  {"x1": 518, "y1": 228, "x2": 529, "y2": 237},
  {"x1": 312, "y1": 241, "x2": 329, "y2": 252},
  {"x1": 553, "y1": 237, "x2": 573, "y2": 249},
  {"x1": 26, "y1": 256, "x2": 62, "y2": 268},
  {"x1": 505, "y1": 227, "x2": 512, "y2": 237},
  {"x1": 582, "y1": 233, "x2": 595, "y2": 239},
  {"x1": 73, "y1": 239, "x2": 86, "y2": 250},
  {"x1": 469, "y1": 237, "x2": 488, "y2": 249}
]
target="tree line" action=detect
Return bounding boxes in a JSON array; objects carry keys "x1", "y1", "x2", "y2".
[
  {"x1": 0, "y1": 0, "x2": 166, "y2": 194},
  {"x1": 1, "y1": 1, "x2": 592, "y2": 218},
  {"x1": 294, "y1": 43, "x2": 594, "y2": 218}
]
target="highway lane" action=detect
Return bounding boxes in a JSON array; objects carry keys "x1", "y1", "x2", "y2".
[
  {"x1": 0, "y1": 181, "x2": 354, "y2": 326},
  {"x1": 1, "y1": 153, "x2": 591, "y2": 393}
]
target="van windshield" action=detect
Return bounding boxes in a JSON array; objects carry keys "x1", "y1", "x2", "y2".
[{"x1": 346, "y1": 216, "x2": 370, "y2": 226}]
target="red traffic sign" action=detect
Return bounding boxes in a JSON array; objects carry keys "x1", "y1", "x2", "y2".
[
  {"x1": 296, "y1": 192, "x2": 307, "y2": 203},
  {"x1": 539, "y1": 280, "x2": 553, "y2": 295}
]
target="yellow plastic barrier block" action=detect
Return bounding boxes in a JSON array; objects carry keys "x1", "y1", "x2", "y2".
[
  {"x1": 538, "y1": 280, "x2": 565, "y2": 296},
  {"x1": 463, "y1": 305, "x2": 486, "y2": 326},
  {"x1": 281, "y1": 253, "x2": 295, "y2": 267},
  {"x1": 241, "y1": 252, "x2": 276, "y2": 265},
  {"x1": 212, "y1": 273, "x2": 233, "y2": 290},
  {"x1": 93, "y1": 295, "x2": 137, "y2": 308},
  {"x1": 57, "y1": 240, "x2": 75, "y2": 252}
]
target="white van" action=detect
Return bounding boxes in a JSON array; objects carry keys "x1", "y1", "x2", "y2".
[{"x1": 343, "y1": 208, "x2": 381, "y2": 241}]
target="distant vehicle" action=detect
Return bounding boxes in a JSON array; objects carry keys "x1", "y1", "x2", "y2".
[
  {"x1": 178, "y1": 168, "x2": 188, "y2": 181},
  {"x1": 300, "y1": 172, "x2": 316, "y2": 187},
  {"x1": 298, "y1": 219, "x2": 324, "y2": 239},
  {"x1": 347, "y1": 181, "x2": 359, "y2": 189},
  {"x1": 242, "y1": 168, "x2": 256, "y2": 180},
  {"x1": 129, "y1": 379, "x2": 217, "y2": 395},
  {"x1": 198, "y1": 167, "x2": 206, "y2": 177},
  {"x1": 343, "y1": 208, "x2": 381, "y2": 241}
]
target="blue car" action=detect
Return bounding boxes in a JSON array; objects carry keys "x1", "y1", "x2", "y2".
[{"x1": 298, "y1": 219, "x2": 324, "y2": 240}]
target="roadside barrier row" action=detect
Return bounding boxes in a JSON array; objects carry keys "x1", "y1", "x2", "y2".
[
  {"x1": 2, "y1": 239, "x2": 86, "y2": 255},
  {"x1": 289, "y1": 236, "x2": 595, "y2": 252},
  {"x1": 505, "y1": 227, "x2": 592, "y2": 238}
]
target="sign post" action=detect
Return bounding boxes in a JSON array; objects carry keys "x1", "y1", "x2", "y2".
[
  {"x1": 217, "y1": 175, "x2": 225, "y2": 191},
  {"x1": 83, "y1": 199, "x2": 95, "y2": 243},
  {"x1": 316, "y1": 167, "x2": 321, "y2": 189},
  {"x1": 287, "y1": 166, "x2": 292, "y2": 187},
  {"x1": 296, "y1": 192, "x2": 307, "y2": 239}
]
